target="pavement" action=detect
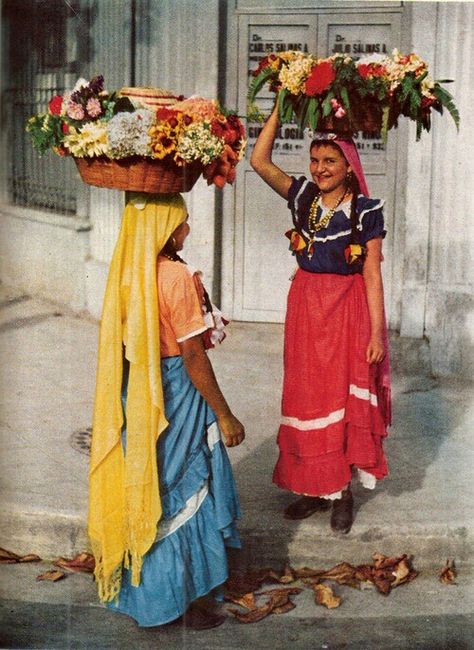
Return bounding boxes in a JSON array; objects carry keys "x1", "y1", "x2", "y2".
[{"x1": 0, "y1": 283, "x2": 473, "y2": 649}]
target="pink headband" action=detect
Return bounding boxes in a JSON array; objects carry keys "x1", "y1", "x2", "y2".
[{"x1": 312, "y1": 133, "x2": 370, "y2": 197}]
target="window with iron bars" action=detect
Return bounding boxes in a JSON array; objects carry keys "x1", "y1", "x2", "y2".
[{"x1": 3, "y1": 0, "x2": 90, "y2": 215}]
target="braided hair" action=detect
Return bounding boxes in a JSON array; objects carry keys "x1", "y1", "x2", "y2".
[{"x1": 310, "y1": 139, "x2": 361, "y2": 249}]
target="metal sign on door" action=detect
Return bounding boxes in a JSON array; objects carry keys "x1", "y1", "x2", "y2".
[{"x1": 228, "y1": 11, "x2": 401, "y2": 323}]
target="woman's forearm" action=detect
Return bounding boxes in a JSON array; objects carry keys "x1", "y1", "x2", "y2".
[
  {"x1": 250, "y1": 103, "x2": 292, "y2": 198},
  {"x1": 180, "y1": 336, "x2": 231, "y2": 418}
]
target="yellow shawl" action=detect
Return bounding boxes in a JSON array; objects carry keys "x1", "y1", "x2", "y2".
[{"x1": 88, "y1": 192, "x2": 187, "y2": 602}]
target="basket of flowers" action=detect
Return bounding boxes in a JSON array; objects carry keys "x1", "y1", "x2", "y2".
[
  {"x1": 26, "y1": 76, "x2": 246, "y2": 192},
  {"x1": 248, "y1": 50, "x2": 459, "y2": 140}
]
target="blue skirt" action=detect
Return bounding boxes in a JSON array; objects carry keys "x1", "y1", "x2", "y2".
[{"x1": 108, "y1": 356, "x2": 241, "y2": 627}]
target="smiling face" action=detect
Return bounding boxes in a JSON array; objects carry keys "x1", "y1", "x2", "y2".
[{"x1": 309, "y1": 143, "x2": 351, "y2": 196}]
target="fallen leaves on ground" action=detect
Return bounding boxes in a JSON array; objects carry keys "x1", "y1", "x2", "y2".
[
  {"x1": 53, "y1": 552, "x2": 95, "y2": 573},
  {"x1": 36, "y1": 569, "x2": 66, "y2": 582},
  {"x1": 227, "y1": 586, "x2": 302, "y2": 623},
  {"x1": 439, "y1": 559, "x2": 457, "y2": 584},
  {"x1": 312, "y1": 583, "x2": 342, "y2": 609},
  {"x1": 355, "y1": 554, "x2": 418, "y2": 595},
  {"x1": 225, "y1": 553, "x2": 422, "y2": 622},
  {"x1": 0, "y1": 547, "x2": 41, "y2": 564}
]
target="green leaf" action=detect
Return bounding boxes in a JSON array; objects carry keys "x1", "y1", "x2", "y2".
[
  {"x1": 279, "y1": 89, "x2": 295, "y2": 124},
  {"x1": 308, "y1": 104, "x2": 321, "y2": 132},
  {"x1": 381, "y1": 105, "x2": 390, "y2": 143},
  {"x1": 322, "y1": 95, "x2": 333, "y2": 118},
  {"x1": 416, "y1": 119, "x2": 423, "y2": 141},
  {"x1": 296, "y1": 96, "x2": 310, "y2": 129},
  {"x1": 247, "y1": 66, "x2": 275, "y2": 103},
  {"x1": 432, "y1": 85, "x2": 460, "y2": 129}
]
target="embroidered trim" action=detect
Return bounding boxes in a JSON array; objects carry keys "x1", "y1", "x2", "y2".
[
  {"x1": 294, "y1": 179, "x2": 310, "y2": 224},
  {"x1": 281, "y1": 408, "x2": 345, "y2": 431},
  {"x1": 356, "y1": 199, "x2": 385, "y2": 231},
  {"x1": 312, "y1": 228, "x2": 352, "y2": 243},
  {"x1": 281, "y1": 384, "x2": 377, "y2": 430},
  {"x1": 349, "y1": 383, "x2": 378, "y2": 406}
]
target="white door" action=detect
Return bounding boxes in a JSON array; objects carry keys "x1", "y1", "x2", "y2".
[{"x1": 227, "y1": 10, "x2": 401, "y2": 323}]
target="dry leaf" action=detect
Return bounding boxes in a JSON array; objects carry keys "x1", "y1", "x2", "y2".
[
  {"x1": 313, "y1": 583, "x2": 342, "y2": 609},
  {"x1": 0, "y1": 548, "x2": 42, "y2": 564},
  {"x1": 53, "y1": 552, "x2": 95, "y2": 573},
  {"x1": 294, "y1": 566, "x2": 326, "y2": 579},
  {"x1": 320, "y1": 562, "x2": 360, "y2": 589},
  {"x1": 36, "y1": 569, "x2": 66, "y2": 582},
  {"x1": 0, "y1": 548, "x2": 21, "y2": 562},
  {"x1": 18, "y1": 554, "x2": 42, "y2": 563},
  {"x1": 439, "y1": 559, "x2": 457, "y2": 585},
  {"x1": 224, "y1": 592, "x2": 257, "y2": 610},
  {"x1": 272, "y1": 600, "x2": 296, "y2": 615},
  {"x1": 228, "y1": 601, "x2": 273, "y2": 623}
]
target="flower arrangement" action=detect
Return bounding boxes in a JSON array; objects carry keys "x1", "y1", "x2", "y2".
[
  {"x1": 26, "y1": 76, "x2": 246, "y2": 188},
  {"x1": 248, "y1": 50, "x2": 459, "y2": 140}
]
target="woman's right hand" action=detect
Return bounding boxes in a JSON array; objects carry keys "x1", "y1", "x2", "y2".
[{"x1": 218, "y1": 413, "x2": 245, "y2": 448}]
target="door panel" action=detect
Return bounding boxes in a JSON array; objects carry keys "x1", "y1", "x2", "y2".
[{"x1": 231, "y1": 11, "x2": 401, "y2": 322}]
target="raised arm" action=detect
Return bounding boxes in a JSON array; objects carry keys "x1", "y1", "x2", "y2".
[
  {"x1": 250, "y1": 102, "x2": 292, "y2": 200},
  {"x1": 179, "y1": 335, "x2": 245, "y2": 448}
]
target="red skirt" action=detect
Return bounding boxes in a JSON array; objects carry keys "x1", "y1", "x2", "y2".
[{"x1": 273, "y1": 270, "x2": 391, "y2": 497}]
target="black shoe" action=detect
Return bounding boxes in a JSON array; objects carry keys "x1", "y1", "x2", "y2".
[
  {"x1": 284, "y1": 495, "x2": 330, "y2": 520},
  {"x1": 183, "y1": 601, "x2": 226, "y2": 630},
  {"x1": 330, "y1": 487, "x2": 354, "y2": 534}
]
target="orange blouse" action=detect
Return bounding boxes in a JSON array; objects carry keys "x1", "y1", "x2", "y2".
[{"x1": 156, "y1": 257, "x2": 207, "y2": 357}]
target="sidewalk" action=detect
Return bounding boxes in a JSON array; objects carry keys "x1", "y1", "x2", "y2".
[{"x1": 0, "y1": 282, "x2": 473, "y2": 572}]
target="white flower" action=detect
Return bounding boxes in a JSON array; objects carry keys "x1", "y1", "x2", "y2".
[
  {"x1": 72, "y1": 78, "x2": 89, "y2": 92},
  {"x1": 63, "y1": 122, "x2": 109, "y2": 158},
  {"x1": 356, "y1": 54, "x2": 389, "y2": 67},
  {"x1": 176, "y1": 121, "x2": 224, "y2": 165},
  {"x1": 107, "y1": 109, "x2": 155, "y2": 158},
  {"x1": 279, "y1": 54, "x2": 316, "y2": 95}
]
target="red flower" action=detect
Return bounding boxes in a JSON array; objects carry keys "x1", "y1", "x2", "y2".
[
  {"x1": 304, "y1": 62, "x2": 336, "y2": 97},
  {"x1": 48, "y1": 95, "x2": 63, "y2": 115},
  {"x1": 61, "y1": 122, "x2": 69, "y2": 134},
  {"x1": 421, "y1": 96, "x2": 436, "y2": 109},
  {"x1": 358, "y1": 64, "x2": 387, "y2": 80},
  {"x1": 156, "y1": 107, "x2": 180, "y2": 127}
]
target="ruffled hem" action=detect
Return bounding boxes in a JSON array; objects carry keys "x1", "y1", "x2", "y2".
[
  {"x1": 274, "y1": 417, "x2": 388, "y2": 497},
  {"x1": 109, "y1": 420, "x2": 240, "y2": 627},
  {"x1": 109, "y1": 490, "x2": 239, "y2": 627}
]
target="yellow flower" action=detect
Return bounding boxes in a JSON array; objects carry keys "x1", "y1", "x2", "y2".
[{"x1": 63, "y1": 122, "x2": 108, "y2": 157}]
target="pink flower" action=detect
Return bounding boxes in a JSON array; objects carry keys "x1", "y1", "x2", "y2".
[
  {"x1": 335, "y1": 107, "x2": 346, "y2": 118},
  {"x1": 86, "y1": 97, "x2": 102, "y2": 118},
  {"x1": 66, "y1": 101, "x2": 85, "y2": 120}
]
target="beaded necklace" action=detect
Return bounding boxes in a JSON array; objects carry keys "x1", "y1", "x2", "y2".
[
  {"x1": 307, "y1": 188, "x2": 349, "y2": 235},
  {"x1": 159, "y1": 251, "x2": 185, "y2": 263}
]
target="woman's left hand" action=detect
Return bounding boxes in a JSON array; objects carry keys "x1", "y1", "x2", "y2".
[{"x1": 366, "y1": 336, "x2": 385, "y2": 364}]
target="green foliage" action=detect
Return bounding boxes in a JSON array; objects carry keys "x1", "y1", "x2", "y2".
[
  {"x1": 433, "y1": 85, "x2": 460, "y2": 129},
  {"x1": 26, "y1": 113, "x2": 64, "y2": 154}
]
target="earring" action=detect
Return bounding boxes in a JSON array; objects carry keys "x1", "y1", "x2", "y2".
[
  {"x1": 171, "y1": 236, "x2": 177, "y2": 249},
  {"x1": 346, "y1": 171, "x2": 353, "y2": 182}
]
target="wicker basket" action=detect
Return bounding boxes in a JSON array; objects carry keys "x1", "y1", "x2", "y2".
[
  {"x1": 74, "y1": 157, "x2": 203, "y2": 193},
  {"x1": 319, "y1": 111, "x2": 382, "y2": 135}
]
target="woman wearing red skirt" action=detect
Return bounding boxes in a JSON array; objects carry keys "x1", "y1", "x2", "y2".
[{"x1": 251, "y1": 104, "x2": 391, "y2": 534}]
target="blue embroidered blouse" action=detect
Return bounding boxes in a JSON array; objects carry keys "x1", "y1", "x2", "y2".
[{"x1": 288, "y1": 176, "x2": 386, "y2": 275}]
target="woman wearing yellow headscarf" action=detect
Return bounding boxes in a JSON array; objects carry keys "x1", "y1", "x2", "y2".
[{"x1": 89, "y1": 192, "x2": 244, "y2": 629}]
